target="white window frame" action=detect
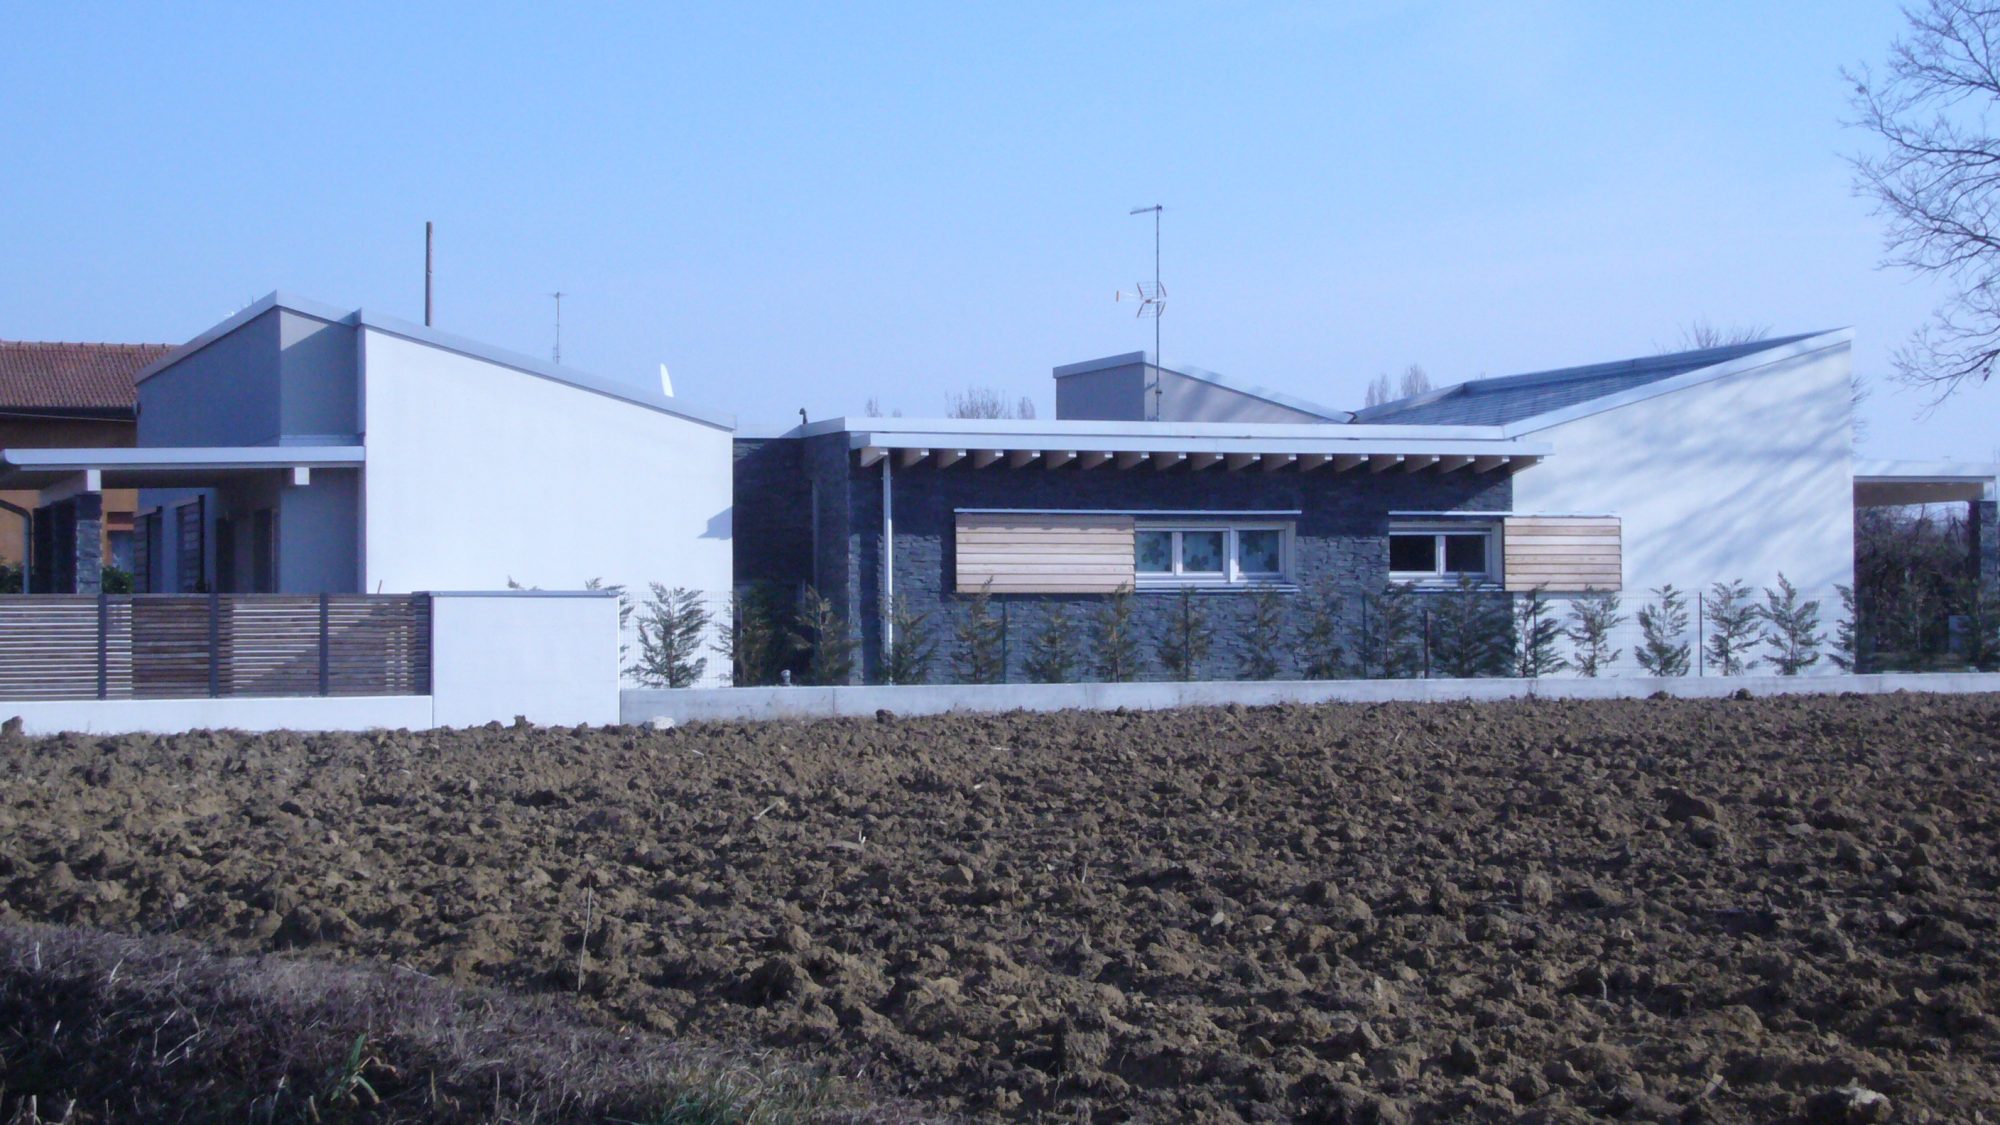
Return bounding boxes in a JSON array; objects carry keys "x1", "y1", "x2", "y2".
[
  {"x1": 1388, "y1": 521, "x2": 1500, "y2": 585},
  {"x1": 1135, "y1": 521, "x2": 1293, "y2": 588}
]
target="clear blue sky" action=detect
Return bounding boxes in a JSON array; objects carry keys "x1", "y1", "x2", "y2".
[{"x1": 2, "y1": 2, "x2": 1991, "y2": 457}]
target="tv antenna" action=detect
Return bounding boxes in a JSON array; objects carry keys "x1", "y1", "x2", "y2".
[
  {"x1": 1117, "y1": 204, "x2": 1165, "y2": 418},
  {"x1": 550, "y1": 291, "x2": 565, "y2": 364}
]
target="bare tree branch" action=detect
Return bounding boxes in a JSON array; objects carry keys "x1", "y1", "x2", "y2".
[{"x1": 1850, "y1": 0, "x2": 2000, "y2": 398}]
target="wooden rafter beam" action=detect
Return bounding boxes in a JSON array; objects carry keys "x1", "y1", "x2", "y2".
[
  {"x1": 1436, "y1": 455, "x2": 1473, "y2": 474},
  {"x1": 1401, "y1": 454, "x2": 1440, "y2": 473},
  {"x1": 1368, "y1": 454, "x2": 1404, "y2": 473},
  {"x1": 1332, "y1": 453, "x2": 1367, "y2": 473},
  {"x1": 1076, "y1": 451, "x2": 1113, "y2": 470},
  {"x1": 1115, "y1": 451, "x2": 1148, "y2": 470},
  {"x1": 1261, "y1": 453, "x2": 1297, "y2": 472},
  {"x1": 970, "y1": 449, "x2": 1005, "y2": 469},
  {"x1": 1043, "y1": 450, "x2": 1077, "y2": 469},
  {"x1": 1297, "y1": 453, "x2": 1332, "y2": 472},
  {"x1": 1224, "y1": 453, "x2": 1260, "y2": 472},
  {"x1": 1150, "y1": 451, "x2": 1187, "y2": 471},
  {"x1": 1006, "y1": 449, "x2": 1042, "y2": 469},
  {"x1": 1188, "y1": 452, "x2": 1223, "y2": 472},
  {"x1": 858, "y1": 446, "x2": 888, "y2": 467},
  {"x1": 898, "y1": 447, "x2": 931, "y2": 468},
  {"x1": 934, "y1": 449, "x2": 966, "y2": 469},
  {"x1": 1471, "y1": 455, "x2": 1508, "y2": 473}
]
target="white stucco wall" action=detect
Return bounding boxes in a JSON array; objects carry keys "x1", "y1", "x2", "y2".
[
  {"x1": 359, "y1": 329, "x2": 734, "y2": 684},
  {"x1": 1508, "y1": 337, "x2": 1855, "y2": 674},
  {"x1": 430, "y1": 592, "x2": 619, "y2": 727}
]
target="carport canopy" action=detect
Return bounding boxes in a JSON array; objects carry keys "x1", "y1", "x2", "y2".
[
  {"x1": 0, "y1": 446, "x2": 364, "y2": 496},
  {"x1": 1854, "y1": 459, "x2": 1999, "y2": 508}
]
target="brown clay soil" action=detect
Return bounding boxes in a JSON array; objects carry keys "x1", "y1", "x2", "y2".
[{"x1": 3, "y1": 693, "x2": 2000, "y2": 1123}]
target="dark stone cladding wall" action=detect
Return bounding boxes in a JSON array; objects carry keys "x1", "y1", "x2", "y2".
[
  {"x1": 731, "y1": 438, "x2": 813, "y2": 591},
  {"x1": 1975, "y1": 500, "x2": 1999, "y2": 588},
  {"x1": 832, "y1": 458, "x2": 1512, "y2": 685}
]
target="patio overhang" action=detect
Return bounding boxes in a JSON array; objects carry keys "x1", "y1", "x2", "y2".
[
  {"x1": 821, "y1": 418, "x2": 1550, "y2": 474},
  {"x1": 0, "y1": 446, "x2": 365, "y2": 494},
  {"x1": 1854, "y1": 459, "x2": 1999, "y2": 507}
]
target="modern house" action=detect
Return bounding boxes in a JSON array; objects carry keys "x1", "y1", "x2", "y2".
[
  {"x1": 0, "y1": 339, "x2": 172, "y2": 586},
  {"x1": 739, "y1": 330, "x2": 2000, "y2": 682},
  {"x1": 0, "y1": 293, "x2": 736, "y2": 682}
]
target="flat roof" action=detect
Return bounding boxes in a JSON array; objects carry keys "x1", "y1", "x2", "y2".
[
  {"x1": 0, "y1": 445, "x2": 363, "y2": 490},
  {"x1": 1854, "y1": 458, "x2": 1999, "y2": 505},
  {"x1": 764, "y1": 416, "x2": 1548, "y2": 473}
]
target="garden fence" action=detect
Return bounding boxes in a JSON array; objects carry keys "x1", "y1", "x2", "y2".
[{"x1": 0, "y1": 593, "x2": 432, "y2": 701}]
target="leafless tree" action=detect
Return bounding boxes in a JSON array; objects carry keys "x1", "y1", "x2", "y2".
[
  {"x1": 1397, "y1": 364, "x2": 1432, "y2": 398},
  {"x1": 1362, "y1": 373, "x2": 1393, "y2": 407},
  {"x1": 1674, "y1": 319, "x2": 1770, "y2": 351},
  {"x1": 946, "y1": 387, "x2": 1035, "y2": 419},
  {"x1": 1849, "y1": 0, "x2": 2000, "y2": 397}
]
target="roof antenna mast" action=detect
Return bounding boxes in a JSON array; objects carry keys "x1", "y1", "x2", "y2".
[
  {"x1": 424, "y1": 221, "x2": 434, "y2": 327},
  {"x1": 550, "y1": 291, "x2": 564, "y2": 364},
  {"x1": 1118, "y1": 205, "x2": 1165, "y2": 419}
]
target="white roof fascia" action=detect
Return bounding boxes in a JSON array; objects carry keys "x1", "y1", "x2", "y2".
[
  {"x1": 2, "y1": 445, "x2": 365, "y2": 471},
  {"x1": 808, "y1": 416, "x2": 1517, "y2": 441},
  {"x1": 1497, "y1": 329, "x2": 1855, "y2": 438},
  {"x1": 841, "y1": 428, "x2": 1546, "y2": 459}
]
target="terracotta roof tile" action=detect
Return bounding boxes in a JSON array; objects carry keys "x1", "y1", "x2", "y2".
[{"x1": 0, "y1": 340, "x2": 174, "y2": 413}]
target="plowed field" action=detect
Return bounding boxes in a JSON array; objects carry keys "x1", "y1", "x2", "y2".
[{"x1": 3, "y1": 693, "x2": 1999, "y2": 1122}]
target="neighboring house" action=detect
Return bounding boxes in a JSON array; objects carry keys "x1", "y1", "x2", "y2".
[
  {"x1": 0, "y1": 339, "x2": 172, "y2": 587},
  {"x1": 0, "y1": 293, "x2": 735, "y2": 683},
  {"x1": 739, "y1": 330, "x2": 1999, "y2": 682}
]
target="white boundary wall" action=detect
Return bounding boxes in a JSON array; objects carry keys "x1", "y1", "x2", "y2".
[
  {"x1": 429, "y1": 591, "x2": 619, "y2": 727},
  {"x1": 2, "y1": 591, "x2": 618, "y2": 735},
  {"x1": 625, "y1": 672, "x2": 2000, "y2": 724}
]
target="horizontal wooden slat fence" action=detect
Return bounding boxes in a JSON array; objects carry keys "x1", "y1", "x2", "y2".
[{"x1": 0, "y1": 594, "x2": 431, "y2": 701}]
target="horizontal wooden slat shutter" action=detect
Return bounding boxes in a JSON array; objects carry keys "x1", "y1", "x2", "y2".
[
  {"x1": 1503, "y1": 516, "x2": 1621, "y2": 592},
  {"x1": 956, "y1": 513, "x2": 1135, "y2": 594}
]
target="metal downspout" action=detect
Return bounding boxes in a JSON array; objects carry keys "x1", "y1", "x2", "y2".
[{"x1": 881, "y1": 457, "x2": 893, "y2": 675}]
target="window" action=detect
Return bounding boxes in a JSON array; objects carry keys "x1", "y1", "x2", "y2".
[
  {"x1": 1389, "y1": 524, "x2": 1497, "y2": 582},
  {"x1": 1134, "y1": 522, "x2": 1291, "y2": 586}
]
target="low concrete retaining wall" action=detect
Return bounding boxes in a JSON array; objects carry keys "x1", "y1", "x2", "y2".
[
  {"x1": 624, "y1": 672, "x2": 2000, "y2": 724},
  {"x1": 3, "y1": 696, "x2": 436, "y2": 736}
]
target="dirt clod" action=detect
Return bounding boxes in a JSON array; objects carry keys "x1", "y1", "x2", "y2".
[{"x1": 2, "y1": 694, "x2": 1999, "y2": 1121}]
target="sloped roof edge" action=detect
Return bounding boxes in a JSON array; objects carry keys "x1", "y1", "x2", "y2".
[
  {"x1": 133, "y1": 291, "x2": 735, "y2": 432},
  {"x1": 1053, "y1": 350, "x2": 1349, "y2": 421},
  {"x1": 1494, "y1": 329, "x2": 1853, "y2": 438}
]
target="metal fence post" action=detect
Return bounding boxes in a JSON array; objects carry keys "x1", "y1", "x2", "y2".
[
  {"x1": 999, "y1": 598, "x2": 1010, "y2": 684},
  {"x1": 1422, "y1": 607, "x2": 1432, "y2": 679},
  {"x1": 208, "y1": 590, "x2": 221, "y2": 697},
  {"x1": 318, "y1": 593, "x2": 331, "y2": 696},
  {"x1": 96, "y1": 592, "x2": 108, "y2": 700},
  {"x1": 1695, "y1": 590, "x2": 1705, "y2": 677}
]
